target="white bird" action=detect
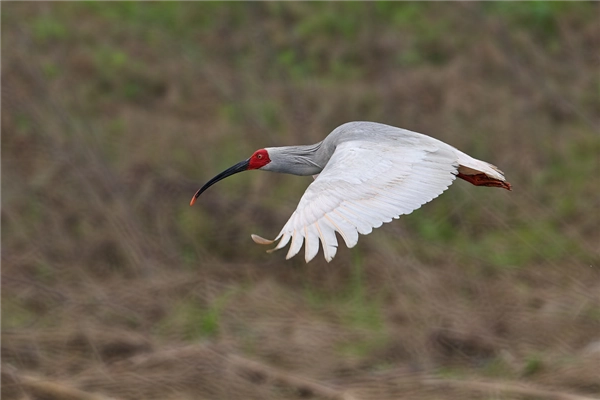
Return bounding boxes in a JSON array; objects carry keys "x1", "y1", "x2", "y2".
[{"x1": 191, "y1": 122, "x2": 511, "y2": 263}]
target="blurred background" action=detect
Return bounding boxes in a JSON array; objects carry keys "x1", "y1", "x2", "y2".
[{"x1": 2, "y1": 2, "x2": 599, "y2": 399}]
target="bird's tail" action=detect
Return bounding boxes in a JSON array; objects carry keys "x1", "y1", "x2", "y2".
[{"x1": 455, "y1": 151, "x2": 512, "y2": 191}]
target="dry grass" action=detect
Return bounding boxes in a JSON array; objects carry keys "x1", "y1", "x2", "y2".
[{"x1": 2, "y1": 3, "x2": 600, "y2": 400}]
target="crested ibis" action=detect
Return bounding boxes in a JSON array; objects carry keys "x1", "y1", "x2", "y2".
[{"x1": 191, "y1": 122, "x2": 511, "y2": 263}]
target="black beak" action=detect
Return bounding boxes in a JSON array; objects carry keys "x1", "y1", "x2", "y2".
[{"x1": 190, "y1": 159, "x2": 250, "y2": 205}]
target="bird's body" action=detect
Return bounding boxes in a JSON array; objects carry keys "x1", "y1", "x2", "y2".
[{"x1": 191, "y1": 122, "x2": 510, "y2": 263}]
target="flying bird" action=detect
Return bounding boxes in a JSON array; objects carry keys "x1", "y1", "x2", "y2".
[{"x1": 190, "y1": 122, "x2": 511, "y2": 263}]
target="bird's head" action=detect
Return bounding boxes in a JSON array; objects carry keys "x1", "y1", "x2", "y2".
[
  {"x1": 190, "y1": 148, "x2": 271, "y2": 206},
  {"x1": 248, "y1": 148, "x2": 272, "y2": 170}
]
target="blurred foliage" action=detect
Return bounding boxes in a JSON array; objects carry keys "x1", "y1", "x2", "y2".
[
  {"x1": 2, "y1": 2, "x2": 599, "y2": 399},
  {"x1": 156, "y1": 289, "x2": 236, "y2": 340},
  {"x1": 484, "y1": 2, "x2": 592, "y2": 38},
  {"x1": 3, "y1": 0, "x2": 598, "y2": 288}
]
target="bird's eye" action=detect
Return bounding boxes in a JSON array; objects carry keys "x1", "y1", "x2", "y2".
[{"x1": 257, "y1": 154, "x2": 263, "y2": 159}]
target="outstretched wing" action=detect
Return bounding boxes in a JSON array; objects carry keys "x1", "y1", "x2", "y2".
[{"x1": 253, "y1": 139, "x2": 459, "y2": 263}]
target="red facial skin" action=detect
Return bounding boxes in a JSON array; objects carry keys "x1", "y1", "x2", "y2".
[{"x1": 248, "y1": 149, "x2": 271, "y2": 170}]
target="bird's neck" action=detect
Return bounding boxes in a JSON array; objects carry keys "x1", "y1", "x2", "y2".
[{"x1": 263, "y1": 143, "x2": 325, "y2": 176}]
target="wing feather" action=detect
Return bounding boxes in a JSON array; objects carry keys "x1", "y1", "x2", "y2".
[
  {"x1": 258, "y1": 138, "x2": 459, "y2": 262},
  {"x1": 328, "y1": 211, "x2": 359, "y2": 247},
  {"x1": 286, "y1": 229, "x2": 303, "y2": 260},
  {"x1": 304, "y1": 224, "x2": 320, "y2": 263}
]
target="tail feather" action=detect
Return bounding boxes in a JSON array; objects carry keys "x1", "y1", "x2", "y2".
[
  {"x1": 455, "y1": 151, "x2": 505, "y2": 180},
  {"x1": 458, "y1": 172, "x2": 511, "y2": 191},
  {"x1": 454, "y1": 150, "x2": 511, "y2": 190}
]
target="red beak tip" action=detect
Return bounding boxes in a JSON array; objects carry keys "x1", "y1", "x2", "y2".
[{"x1": 190, "y1": 197, "x2": 196, "y2": 206}]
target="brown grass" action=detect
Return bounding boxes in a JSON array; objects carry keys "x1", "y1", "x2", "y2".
[{"x1": 2, "y1": 3, "x2": 600, "y2": 400}]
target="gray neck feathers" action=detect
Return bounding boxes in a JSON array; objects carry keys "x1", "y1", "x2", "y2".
[{"x1": 262, "y1": 142, "x2": 325, "y2": 176}]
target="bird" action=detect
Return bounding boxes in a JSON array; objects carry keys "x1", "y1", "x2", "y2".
[{"x1": 190, "y1": 121, "x2": 511, "y2": 263}]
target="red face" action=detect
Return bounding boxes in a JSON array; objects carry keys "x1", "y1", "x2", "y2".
[{"x1": 248, "y1": 148, "x2": 271, "y2": 170}]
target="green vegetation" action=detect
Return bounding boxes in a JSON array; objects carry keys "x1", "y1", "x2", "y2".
[
  {"x1": 156, "y1": 289, "x2": 237, "y2": 340},
  {"x1": 484, "y1": 2, "x2": 595, "y2": 38},
  {"x1": 306, "y1": 251, "x2": 385, "y2": 332},
  {"x1": 2, "y1": 297, "x2": 38, "y2": 329},
  {"x1": 523, "y1": 353, "x2": 544, "y2": 377},
  {"x1": 32, "y1": 16, "x2": 67, "y2": 42}
]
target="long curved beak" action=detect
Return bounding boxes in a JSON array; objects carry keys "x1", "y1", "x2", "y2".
[{"x1": 190, "y1": 159, "x2": 250, "y2": 206}]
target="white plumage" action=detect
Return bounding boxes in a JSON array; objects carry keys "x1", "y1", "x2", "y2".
[{"x1": 191, "y1": 122, "x2": 511, "y2": 263}]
